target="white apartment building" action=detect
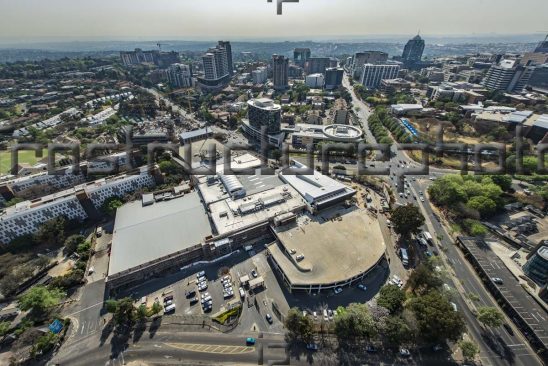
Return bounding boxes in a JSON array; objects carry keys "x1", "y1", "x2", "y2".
[
  {"x1": 360, "y1": 64, "x2": 400, "y2": 89},
  {"x1": 305, "y1": 73, "x2": 325, "y2": 88}
]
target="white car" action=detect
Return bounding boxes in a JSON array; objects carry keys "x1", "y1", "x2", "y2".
[
  {"x1": 333, "y1": 287, "x2": 343, "y2": 294},
  {"x1": 420, "y1": 197, "x2": 425, "y2": 202}
]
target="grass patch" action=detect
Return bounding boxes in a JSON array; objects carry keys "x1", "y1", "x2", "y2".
[
  {"x1": 213, "y1": 306, "x2": 241, "y2": 325},
  {"x1": 0, "y1": 149, "x2": 49, "y2": 174}
]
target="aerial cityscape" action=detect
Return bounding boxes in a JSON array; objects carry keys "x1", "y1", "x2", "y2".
[{"x1": 0, "y1": 1, "x2": 547, "y2": 365}]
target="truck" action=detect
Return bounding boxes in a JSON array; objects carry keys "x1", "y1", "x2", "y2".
[{"x1": 400, "y1": 248, "x2": 409, "y2": 267}]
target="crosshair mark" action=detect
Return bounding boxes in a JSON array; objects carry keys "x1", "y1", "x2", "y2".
[{"x1": 267, "y1": 0, "x2": 300, "y2": 15}]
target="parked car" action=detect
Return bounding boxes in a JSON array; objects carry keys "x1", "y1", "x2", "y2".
[
  {"x1": 399, "y1": 348, "x2": 411, "y2": 357},
  {"x1": 491, "y1": 277, "x2": 504, "y2": 285},
  {"x1": 189, "y1": 297, "x2": 198, "y2": 305},
  {"x1": 196, "y1": 271, "x2": 205, "y2": 278},
  {"x1": 163, "y1": 295, "x2": 174, "y2": 303},
  {"x1": 333, "y1": 287, "x2": 343, "y2": 294},
  {"x1": 365, "y1": 345, "x2": 377, "y2": 353},
  {"x1": 358, "y1": 284, "x2": 367, "y2": 291},
  {"x1": 246, "y1": 337, "x2": 256, "y2": 346},
  {"x1": 266, "y1": 314, "x2": 273, "y2": 324},
  {"x1": 251, "y1": 269, "x2": 258, "y2": 278}
]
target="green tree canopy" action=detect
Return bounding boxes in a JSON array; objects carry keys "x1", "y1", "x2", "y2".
[
  {"x1": 284, "y1": 307, "x2": 314, "y2": 343},
  {"x1": 466, "y1": 196, "x2": 497, "y2": 218},
  {"x1": 101, "y1": 196, "x2": 124, "y2": 216},
  {"x1": 477, "y1": 306, "x2": 504, "y2": 328},
  {"x1": 0, "y1": 321, "x2": 11, "y2": 336},
  {"x1": 18, "y1": 286, "x2": 65, "y2": 319},
  {"x1": 377, "y1": 284, "x2": 406, "y2": 314},
  {"x1": 459, "y1": 340, "x2": 479, "y2": 361},
  {"x1": 34, "y1": 217, "x2": 66, "y2": 245},
  {"x1": 408, "y1": 290, "x2": 465, "y2": 343},
  {"x1": 406, "y1": 262, "x2": 443, "y2": 295},
  {"x1": 391, "y1": 204, "x2": 425, "y2": 237},
  {"x1": 64, "y1": 234, "x2": 85, "y2": 254},
  {"x1": 334, "y1": 303, "x2": 377, "y2": 342},
  {"x1": 382, "y1": 315, "x2": 413, "y2": 347}
]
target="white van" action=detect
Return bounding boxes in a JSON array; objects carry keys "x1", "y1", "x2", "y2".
[
  {"x1": 239, "y1": 287, "x2": 245, "y2": 299},
  {"x1": 164, "y1": 304, "x2": 176, "y2": 313}
]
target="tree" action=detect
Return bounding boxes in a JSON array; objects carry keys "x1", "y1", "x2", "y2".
[
  {"x1": 101, "y1": 197, "x2": 123, "y2": 216},
  {"x1": 136, "y1": 304, "x2": 148, "y2": 320},
  {"x1": 30, "y1": 332, "x2": 59, "y2": 358},
  {"x1": 391, "y1": 204, "x2": 425, "y2": 237},
  {"x1": 378, "y1": 284, "x2": 406, "y2": 314},
  {"x1": 382, "y1": 315, "x2": 413, "y2": 347},
  {"x1": 149, "y1": 302, "x2": 163, "y2": 316},
  {"x1": 64, "y1": 234, "x2": 85, "y2": 254},
  {"x1": 110, "y1": 298, "x2": 136, "y2": 325},
  {"x1": 34, "y1": 217, "x2": 66, "y2": 245},
  {"x1": 406, "y1": 262, "x2": 443, "y2": 295},
  {"x1": 477, "y1": 307, "x2": 504, "y2": 328},
  {"x1": 0, "y1": 321, "x2": 10, "y2": 336},
  {"x1": 18, "y1": 286, "x2": 65, "y2": 319},
  {"x1": 489, "y1": 175, "x2": 512, "y2": 192},
  {"x1": 334, "y1": 303, "x2": 377, "y2": 342},
  {"x1": 105, "y1": 299, "x2": 119, "y2": 313},
  {"x1": 408, "y1": 290, "x2": 465, "y2": 343},
  {"x1": 284, "y1": 308, "x2": 314, "y2": 342},
  {"x1": 466, "y1": 196, "x2": 497, "y2": 218},
  {"x1": 459, "y1": 340, "x2": 479, "y2": 361}
]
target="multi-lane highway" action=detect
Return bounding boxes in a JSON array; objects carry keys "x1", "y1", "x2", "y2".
[{"x1": 345, "y1": 74, "x2": 543, "y2": 366}]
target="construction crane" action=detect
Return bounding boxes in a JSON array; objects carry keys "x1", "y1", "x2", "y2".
[{"x1": 156, "y1": 43, "x2": 169, "y2": 52}]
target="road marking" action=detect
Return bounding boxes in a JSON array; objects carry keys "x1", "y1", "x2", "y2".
[
  {"x1": 165, "y1": 343, "x2": 255, "y2": 354},
  {"x1": 67, "y1": 301, "x2": 104, "y2": 316}
]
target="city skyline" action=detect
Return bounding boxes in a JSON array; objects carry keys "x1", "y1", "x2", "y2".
[{"x1": 1, "y1": 0, "x2": 548, "y2": 42}]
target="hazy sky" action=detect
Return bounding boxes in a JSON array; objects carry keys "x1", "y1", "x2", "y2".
[{"x1": 1, "y1": 0, "x2": 547, "y2": 41}]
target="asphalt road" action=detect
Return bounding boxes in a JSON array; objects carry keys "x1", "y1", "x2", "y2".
[
  {"x1": 54, "y1": 329, "x2": 297, "y2": 366},
  {"x1": 344, "y1": 75, "x2": 543, "y2": 366}
]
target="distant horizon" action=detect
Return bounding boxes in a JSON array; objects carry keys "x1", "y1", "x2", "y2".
[{"x1": 0, "y1": 33, "x2": 545, "y2": 48}]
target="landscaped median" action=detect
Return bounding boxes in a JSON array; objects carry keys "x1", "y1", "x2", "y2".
[{"x1": 212, "y1": 305, "x2": 242, "y2": 325}]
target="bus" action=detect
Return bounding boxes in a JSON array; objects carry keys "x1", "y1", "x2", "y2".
[{"x1": 400, "y1": 248, "x2": 409, "y2": 267}]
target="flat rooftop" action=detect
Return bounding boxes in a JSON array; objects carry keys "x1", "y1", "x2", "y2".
[
  {"x1": 208, "y1": 183, "x2": 306, "y2": 236},
  {"x1": 108, "y1": 191, "x2": 212, "y2": 277},
  {"x1": 270, "y1": 207, "x2": 385, "y2": 286}
]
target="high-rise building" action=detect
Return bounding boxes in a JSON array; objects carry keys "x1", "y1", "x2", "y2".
[
  {"x1": 294, "y1": 48, "x2": 311, "y2": 67},
  {"x1": 156, "y1": 51, "x2": 180, "y2": 68},
  {"x1": 528, "y1": 64, "x2": 548, "y2": 93},
  {"x1": 402, "y1": 35, "x2": 425, "y2": 68},
  {"x1": 523, "y1": 245, "x2": 548, "y2": 286},
  {"x1": 241, "y1": 98, "x2": 285, "y2": 146},
  {"x1": 120, "y1": 48, "x2": 159, "y2": 66},
  {"x1": 272, "y1": 55, "x2": 289, "y2": 90},
  {"x1": 325, "y1": 67, "x2": 344, "y2": 90},
  {"x1": 482, "y1": 59, "x2": 535, "y2": 93},
  {"x1": 534, "y1": 34, "x2": 548, "y2": 53},
  {"x1": 247, "y1": 98, "x2": 282, "y2": 134},
  {"x1": 218, "y1": 41, "x2": 233, "y2": 76},
  {"x1": 252, "y1": 67, "x2": 268, "y2": 84},
  {"x1": 360, "y1": 64, "x2": 400, "y2": 89},
  {"x1": 167, "y1": 64, "x2": 193, "y2": 88},
  {"x1": 305, "y1": 57, "x2": 331, "y2": 75},
  {"x1": 288, "y1": 64, "x2": 303, "y2": 78},
  {"x1": 351, "y1": 51, "x2": 388, "y2": 79},
  {"x1": 520, "y1": 52, "x2": 548, "y2": 66},
  {"x1": 305, "y1": 73, "x2": 325, "y2": 88}
]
